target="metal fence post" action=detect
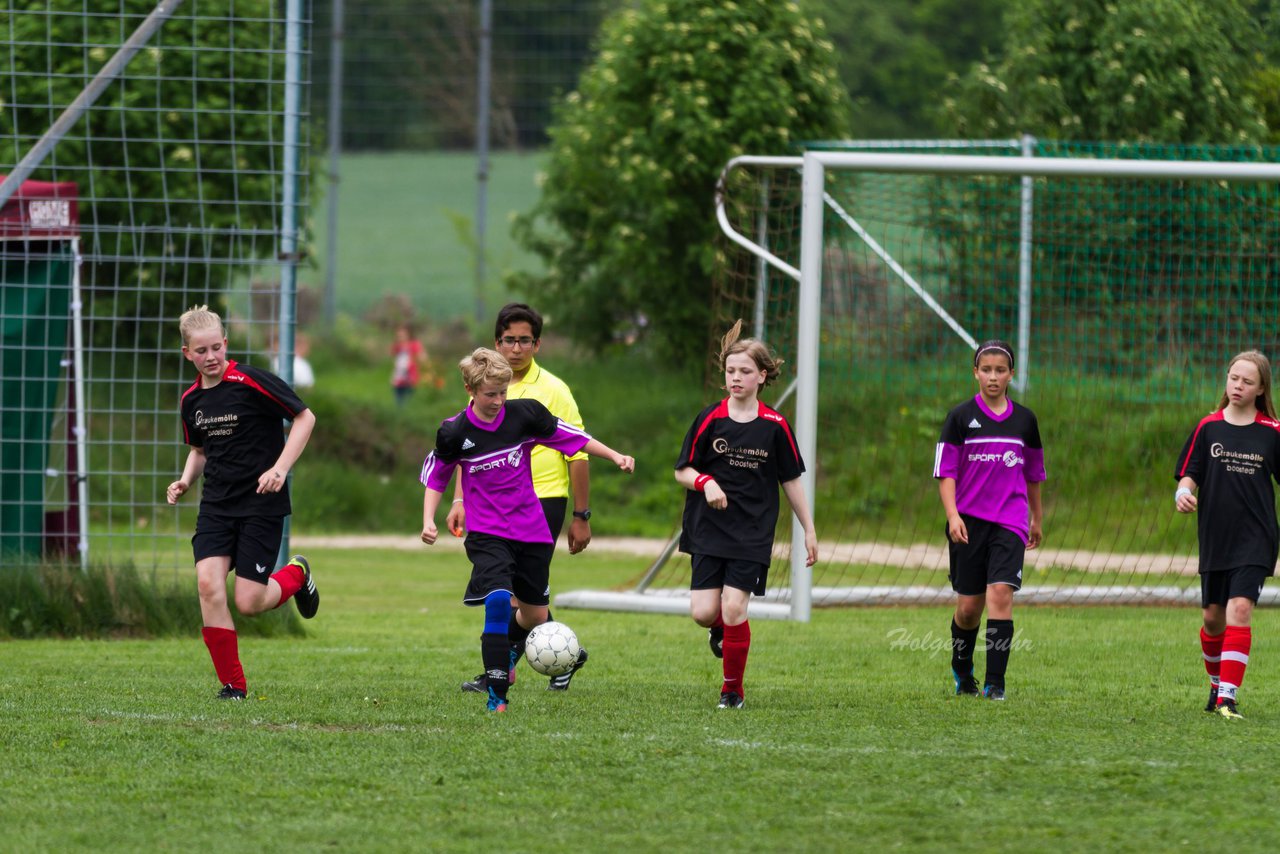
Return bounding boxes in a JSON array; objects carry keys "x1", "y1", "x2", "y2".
[{"x1": 1015, "y1": 133, "x2": 1036, "y2": 394}]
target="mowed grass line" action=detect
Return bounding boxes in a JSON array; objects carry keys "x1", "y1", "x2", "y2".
[{"x1": 3, "y1": 548, "x2": 1279, "y2": 852}]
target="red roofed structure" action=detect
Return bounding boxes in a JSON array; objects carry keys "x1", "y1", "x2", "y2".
[{"x1": 0, "y1": 178, "x2": 79, "y2": 240}]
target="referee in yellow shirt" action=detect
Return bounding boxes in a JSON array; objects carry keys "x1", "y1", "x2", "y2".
[{"x1": 454, "y1": 303, "x2": 593, "y2": 692}]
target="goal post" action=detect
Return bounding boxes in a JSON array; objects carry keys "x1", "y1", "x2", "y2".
[{"x1": 556, "y1": 143, "x2": 1280, "y2": 620}]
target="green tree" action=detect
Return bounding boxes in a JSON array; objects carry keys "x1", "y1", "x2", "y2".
[
  {"x1": 813, "y1": 0, "x2": 1006, "y2": 138},
  {"x1": 931, "y1": 0, "x2": 1276, "y2": 378},
  {"x1": 510, "y1": 0, "x2": 851, "y2": 361},
  {"x1": 0, "y1": 2, "x2": 290, "y2": 345},
  {"x1": 944, "y1": 0, "x2": 1268, "y2": 144}
]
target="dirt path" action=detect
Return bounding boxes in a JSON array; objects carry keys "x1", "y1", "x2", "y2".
[{"x1": 292, "y1": 533, "x2": 1199, "y2": 575}]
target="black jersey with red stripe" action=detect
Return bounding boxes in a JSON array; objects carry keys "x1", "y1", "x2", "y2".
[
  {"x1": 180, "y1": 360, "x2": 307, "y2": 516},
  {"x1": 1176, "y1": 410, "x2": 1280, "y2": 574},
  {"x1": 675, "y1": 399, "x2": 805, "y2": 565}
]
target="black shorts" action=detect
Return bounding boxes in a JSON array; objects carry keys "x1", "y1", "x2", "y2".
[
  {"x1": 540, "y1": 496, "x2": 567, "y2": 542},
  {"x1": 462, "y1": 531, "x2": 554, "y2": 606},
  {"x1": 1201, "y1": 565, "x2": 1271, "y2": 608},
  {"x1": 690, "y1": 553, "x2": 769, "y2": 597},
  {"x1": 192, "y1": 512, "x2": 285, "y2": 585},
  {"x1": 947, "y1": 515, "x2": 1025, "y2": 596}
]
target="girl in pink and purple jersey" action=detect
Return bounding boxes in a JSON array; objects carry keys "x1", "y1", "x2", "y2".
[
  {"x1": 418, "y1": 348, "x2": 634, "y2": 712},
  {"x1": 934, "y1": 339, "x2": 1046, "y2": 701}
]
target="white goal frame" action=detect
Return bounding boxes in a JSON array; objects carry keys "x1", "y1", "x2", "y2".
[{"x1": 556, "y1": 150, "x2": 1280, "y2": 622}]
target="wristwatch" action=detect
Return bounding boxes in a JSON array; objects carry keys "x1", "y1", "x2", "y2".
[{"x1": 572, "y1": 508, "x2": 592, "y2": 521}]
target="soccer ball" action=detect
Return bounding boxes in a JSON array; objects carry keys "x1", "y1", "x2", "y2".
[{"x1": 524, "y1": 621, "x2": 580, "y2": 677}]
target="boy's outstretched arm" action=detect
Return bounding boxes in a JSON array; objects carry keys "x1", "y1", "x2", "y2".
[{"x1": 580, "y1": 438, "x2": 634, "y2": 473}]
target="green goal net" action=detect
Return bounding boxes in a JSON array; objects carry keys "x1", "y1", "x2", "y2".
[{"x1": 559, "y1": 140, "x2": 1280, "y2": 616}]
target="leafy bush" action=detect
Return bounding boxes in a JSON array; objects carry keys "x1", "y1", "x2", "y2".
[{"x1": 511, "y1": 0, "x2": 852, "y2": 363}]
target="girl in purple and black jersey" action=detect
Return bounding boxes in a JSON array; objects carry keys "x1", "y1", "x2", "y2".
[
  {"x1": 419, "y1": 348, "x2": 634, "y2": 713},
  {"x1": 1175, "y1": 350, "x2": 1280, "y2": 720},
  {"x1": 934, "y1": 339, "x2": 1046, "y2": 701},
  {"x1": 674, "y1": 321, "x2": 818, "y2": 710}
]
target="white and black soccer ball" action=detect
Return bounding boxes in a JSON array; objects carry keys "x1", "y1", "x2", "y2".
[{"x1": 524, "y1": 621, "x2": 580, "y2": 677}]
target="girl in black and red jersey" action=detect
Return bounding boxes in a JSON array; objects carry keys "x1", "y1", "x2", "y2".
[
  {"x1": 166, "y1": 306, "x2": 320, "y2": 701},
  {"x1": 674, "y1": 321, "x2": 818, "y2": 710},
  {"x1": 1175, "y1": 350, "x2": 1280, "y2": 720}
]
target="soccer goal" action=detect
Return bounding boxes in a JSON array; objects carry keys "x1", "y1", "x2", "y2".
[{"x1": 556, "y1": 141, "x2": 1280, "y2": 620}]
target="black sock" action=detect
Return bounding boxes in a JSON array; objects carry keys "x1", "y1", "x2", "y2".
[
  {"x1": 984, "y1": 619, "x2": 1014, "y2": 690},
  {"x1": 481, "y1": 632, "x2": 511, "y2": 700},
  {"x1": 508, "y1": 609, "x2": 546, "y2": 662},
  {"x1": 951, "y1": 618, "x2": 979, "y2": 676}
]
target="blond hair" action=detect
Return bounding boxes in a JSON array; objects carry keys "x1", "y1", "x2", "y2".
[
  {"x1": 178, "y1": 304, "x2": 225, "y2": 345},
  {"x1": 718, "y1": 319, "x2": 783, "y2": 388},
  {"x1": 1218, "y1": 350, "x2": 1277, "y2": 419},
  {"x1": 459, "y1": 347, "x2": 512, "y2": 390}
]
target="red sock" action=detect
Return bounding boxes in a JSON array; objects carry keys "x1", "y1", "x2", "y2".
[
  {"x1": 202, "y1": 626, "x2": 246, "y2": 692},
  {"x1": 270, "y1": 561, "x2": 304, "y2": 605},
  {"x1": 721, "y1": 620, "x2": 751, "y2": 697},
  {"x1": 712, "y1": 613, "x2": 724, "y2": 630},
  {"x1": 1219, "y1": 625, "x2": 1252, "y2": 699},
  {"x1": 1200, "y1": 627, "x2": 1224, "y2": 684}
]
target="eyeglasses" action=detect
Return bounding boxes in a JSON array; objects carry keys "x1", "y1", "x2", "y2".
[{"x1": 499, "y1": 336, "x2": 536, "y2": 348}]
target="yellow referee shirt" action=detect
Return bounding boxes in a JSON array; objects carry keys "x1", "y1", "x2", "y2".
[{"x1": 506, "y1": 358, "x2": 587, "y2": 499}]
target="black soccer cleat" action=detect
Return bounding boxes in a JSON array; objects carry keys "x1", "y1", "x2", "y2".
[
  {"x1": 953, "y1": 669, "x2": 980, "y2": 697},
  {"x1": 461, "y1": 673, "x2": 488, "y2": 693},
  {"x1": 547, "y1": 648, "x2": 589, "y2": 691},
  {"x1": 1204, "y1": 685, "x2": 1219, "y2": 713},
  {"x1": 983, "y1": 684, "x2": 1006, "y2": 701},
  {"x1": 717, "y1": 691, "x2": 744, "y2": 709},
  {"x1": 216, "y1": 684, "x2": 246, "y2": 701},
  {"x1": 290, "y1": 555, "x2": 319, "y2": 619},
  {"x1": 708, "y1": 625, "x2": 724, "y2": 659},
  {"x1": 1214, "y1": 698, "x2": 1244, "y2": 720}
]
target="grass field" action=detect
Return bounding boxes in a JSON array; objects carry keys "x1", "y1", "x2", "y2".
[
  {"x1": 306, "y1": 150, "x2": 545, "y2": 321},
  {"x1": 5, "y1": 546, "x2": 1280, "y2": 852}
]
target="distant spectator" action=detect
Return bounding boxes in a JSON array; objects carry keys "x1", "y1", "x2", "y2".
[
  {"x1": 292, "y1": 333, "x2": 315, "y2": 389},
  {"x1": 391, "y1": 324, "x2": 436, "y2": 406},
  {"x1": 269, "y1": 331, "x2": 315, "y2": 389}
]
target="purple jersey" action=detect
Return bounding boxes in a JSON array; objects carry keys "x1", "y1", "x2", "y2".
[
  {"x1": 419, "y1": 398, "x2": 590, "y2": 543},
  {"x1": 934, "y1": 395, "x2": 1046, "y2": 543}
]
